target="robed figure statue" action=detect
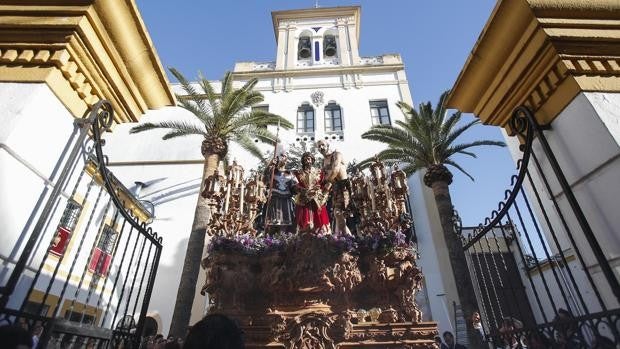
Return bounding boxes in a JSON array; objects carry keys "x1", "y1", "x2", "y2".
[
  {"x1": 264, "y1": 154, "x2": 298, "y2": 233},
  {"x1": 294, "y1": 152, "x2": 330, "y2": 234}
]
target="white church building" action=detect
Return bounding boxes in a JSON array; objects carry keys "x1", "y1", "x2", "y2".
[
  {"x1": 103, "y1": 6, "x2": 463, "y2": 336},
  {"x1": 0, "y1": 3, "x2": 468, "y2": 339}
]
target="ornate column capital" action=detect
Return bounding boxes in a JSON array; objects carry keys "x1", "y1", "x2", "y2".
[
  {"x1": 0, "y1": 1, "x2": 175, "y2": 123},
  {"x1": 447, "y1": 0, "x2": 620, "y2": 129}
]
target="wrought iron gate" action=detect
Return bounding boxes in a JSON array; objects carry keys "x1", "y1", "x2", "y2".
[
  {"x1": 461, "y1": 106, "x2": 620, "y2": 348},
  {"x1": 0, "y1": 101, "x2": 163, "y2": 348}
]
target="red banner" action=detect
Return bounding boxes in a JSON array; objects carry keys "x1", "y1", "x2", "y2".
[
  {"x1": 89, "y1": 248, "x2": 112, "y2": 275},
  {"x1": 50, "y1": 226, "x2": 71, "y2": 256}
]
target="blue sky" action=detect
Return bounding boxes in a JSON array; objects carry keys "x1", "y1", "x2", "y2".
[{"x1": 135, "y1": 0, "x2": 517, "y2": 226}]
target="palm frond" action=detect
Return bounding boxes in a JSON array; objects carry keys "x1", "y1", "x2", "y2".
[
  {"x1": 232, "y1": 125, "x2": 277, "y2": 145},
  {"x1": 220, "y1": 71, "x2": 234, "y2": 98},
  {"x1": 362, "y1": 125, "x2": 413, "y2": 146},
  {"x1": 176, "y1": 97, "x2": 212, "y2": 126},
  {"x1": 455, "y1": 150, "x2": 477, "y2": 158},
  {"x1": 446, "y1": 140, "x2": 506, "y2": 158},
  {"x1": 442, "y1": 119, "x2": 480, "y2": 149},
  {"x1": 129, "y1": 121, "x2": 206, "y2": 136},
  {"x1": 162, "y1": 129, "x2": 206, "y2": 140},
  {"x1": 439, "y1": 111, "x2": 461, "y2": 140},
  {"x1": 233, "y1": 134, "x2": 265, "y2": 162},
  {"x1": 169, "y1": 68, "x2": 209, "y2": 115},
  {"x1": 360, "y1": 90, "x2": 506, "y2": 182},
  {"x1": 197, "y1": 71, "x2": 219, "y2": 113},
  {"x1": 249, "y1": 111, "x2": 294, "y2": 129},
  {"x1": 444, "y1": 158, "x2": 475, "y2": 181}
]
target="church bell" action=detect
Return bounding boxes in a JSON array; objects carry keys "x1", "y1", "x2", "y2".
[
  {"x1": 323, "y1": 35, "x2": 337, "y2": 57},
  {"x1": 298, "y1": 36, "x2": 312, "y2": 59}
]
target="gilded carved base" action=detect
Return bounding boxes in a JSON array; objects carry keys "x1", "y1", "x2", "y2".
[{"x1": 202, "y1": 234, "x2": 438, "y2": 348}]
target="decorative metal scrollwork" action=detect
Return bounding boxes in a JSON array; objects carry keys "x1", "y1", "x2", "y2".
[
  {"x1": 89, "y1": 100, "x2": 162, "y2": 246},
  {"x1": 464, "y1": 106, "x2": 534, "y2": 248}
]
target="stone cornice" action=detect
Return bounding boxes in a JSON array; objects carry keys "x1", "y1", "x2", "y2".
[
  {"x1": 446, "y1": 0, "x2": 620, "y2": 129},
  {"x1": 271, "y1": 6, "x2": 361, "y2": 43},
  {"x1": 0, "y1": 1, "x2": 175, "y2": 123},
  {"x1": 231, "y1": 63, "x2": 405, "y2": 79}
]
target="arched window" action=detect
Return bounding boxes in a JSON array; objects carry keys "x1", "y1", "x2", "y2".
[
  {"x1": 297, "y1": 103, "x2": 315, "y2": 133},
  {"x1": 324, "y1": 102, "x2": 342, "y2": 132}
]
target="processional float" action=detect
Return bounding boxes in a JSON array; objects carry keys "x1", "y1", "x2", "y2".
[{"x1": 200, "y1": 154, "x2": 438, "y2": 349}]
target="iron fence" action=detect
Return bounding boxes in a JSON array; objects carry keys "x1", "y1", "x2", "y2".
[
  {"x1": 461, "y1": 106, "x2": 620, "y2": 348},
  {"x1": 0, "y1": 101, "x2": 162, "y2": 348}
]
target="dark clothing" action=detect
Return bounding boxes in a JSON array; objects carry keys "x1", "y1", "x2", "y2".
[
  {"x1": 264, "y1": 170, "x2": 297, "y2": 231},
  {"x1": 441, "y1": 344, "x2": 467, "y2": 349}
]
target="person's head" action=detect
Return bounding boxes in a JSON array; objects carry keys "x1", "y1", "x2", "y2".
[
  {"x1": 316, "y1": 140, "x2": 329, "y2": 156},
  {"x1": 472, "y1": 311, "x2": 481, "y2": 324},
  {"x1": 0, "y1": 325, "x2": 33, "y2": 349},
  {"x1": 32, "y1": 325, "x2": 43, "y2": 336},
  {"x1": 183, "y1": 314, "x2": 244, "y2": 349},
  {"x1": 527, "y1": 331, "x2": 550, "y2": 349},
  {"x1": 301, "y1": 152, "x2": 315, "y2": 168},
  {"x1": 276, "y1": 154, "x2": 288, "y2": 169},
  {"x1": 443, "y1": 331, "x2": 455, "y2": 346}
]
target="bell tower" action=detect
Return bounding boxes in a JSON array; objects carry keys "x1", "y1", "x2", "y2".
[{"x1": 272, "y1": 6, "x2": 361, "y2": 70}]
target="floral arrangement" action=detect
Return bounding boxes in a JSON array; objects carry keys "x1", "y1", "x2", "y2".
[
  {"x1": 357, "y1": 230, "x2": 408, "y2": 254},
  {"x1": 207, "y1": 230, "x2": 410, "y2": 256}
]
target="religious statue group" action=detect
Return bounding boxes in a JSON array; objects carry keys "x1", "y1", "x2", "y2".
[
  {"x1": 264, "y1": 140, "x2": 351, "y2": 236},
  {"x1": 202, "y1": 138, "x2": 412, "y2": 239}
]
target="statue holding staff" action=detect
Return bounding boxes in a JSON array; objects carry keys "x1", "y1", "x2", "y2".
[{"x1": 264, "y1": 154, "x2": 298, "y2": 234}]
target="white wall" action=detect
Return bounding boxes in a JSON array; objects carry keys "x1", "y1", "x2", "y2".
[
  {"x1": 102, "y1": 106, "x2": 206, "y2": 334},
  {"x1": 0, "y1": 82, "x2": 81, "y2": 306},
  {"x1": 502, "y1": 91, "x2": 620, "y2": 317},
  {"x1": 0, "y1": 82, "x2": 139, "y2": 323}
]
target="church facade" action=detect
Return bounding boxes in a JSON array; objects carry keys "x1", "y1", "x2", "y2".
[
  {"x1": 105, "y1": 6, "x2": 461, "y2": 336},
  {"x1": 0, "y1": 2, "x2": 463, "y2": 339}
]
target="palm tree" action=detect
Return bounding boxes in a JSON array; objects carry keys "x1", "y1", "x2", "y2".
[
  {"x1": 360, "y1": 90, "x2": 505, "y2": 348},
  {"x1": 129, "y1": 68, "x2": 292, "y2": 337}
]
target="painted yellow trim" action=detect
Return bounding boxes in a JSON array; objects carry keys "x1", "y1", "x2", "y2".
[
  {"x1": 59, "y1": 298, "x2": 102, "y2": 323},
  {"x1": 446, "y1": 0, "x2": 620, "y2": 129},
  {"x1": 0, "y1": 1, "x2": 175, "y2": 122},
  {"x1": 27, "y1": 287, "x2": 105, "y2": 320},
  {"x1": 26, "y1": 289, "x2": 60, "y2": 317}
]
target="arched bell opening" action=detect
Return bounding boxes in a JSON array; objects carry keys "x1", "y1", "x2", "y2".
[
  {"x1": 298, "y1": 34, "x2": 312, "y2": 60},
  {"x1": 323, "y1": 33, "x2": 337, "y2": 58}
]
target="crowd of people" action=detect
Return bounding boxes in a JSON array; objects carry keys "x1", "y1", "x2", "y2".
[
  {"x1": 431, "y1": 308, "x2": 618, "y2": 349},
  {"x1": 0, "y1": 314, "x2": 245, "y2": 349},
  {"x1": 2, "y1": 309, "x2": 619, "y2": 348}
]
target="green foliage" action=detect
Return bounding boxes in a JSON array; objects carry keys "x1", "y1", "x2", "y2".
[
  {"x1": 129, "y1": 68, "x2": 293, "y2": 160},
  {"x1": 359, "y1": 90, "x2": 506, "y2": 179}
]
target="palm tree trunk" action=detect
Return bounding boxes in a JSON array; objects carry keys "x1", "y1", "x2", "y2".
[
  {"x1": 168, "y1": 153, "x2": 220, "y2": 338},
  {"x1": 430, "y1": 179, "x2": 483, "y2": 349}
]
